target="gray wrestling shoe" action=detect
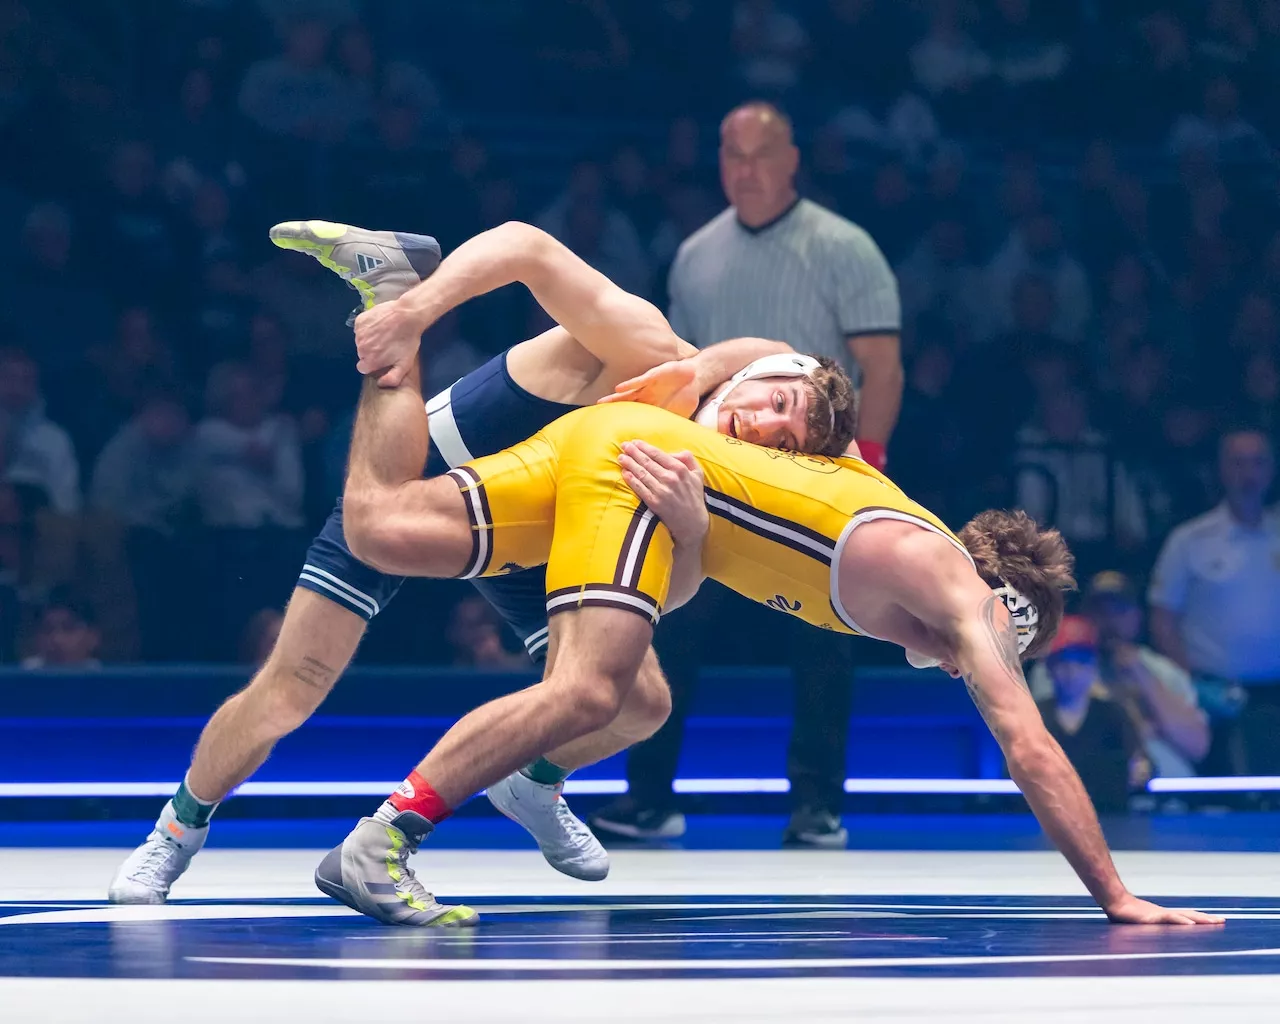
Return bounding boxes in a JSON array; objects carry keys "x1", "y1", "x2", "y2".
[
  {"x1": 108, "y1": 800, "x2": 208, "y2": 904},
  {"x1": 314, "y1": 811, "x2": 478, "y2": 927},
  {"x1": 487, "y1": 772, "x2": 610, "y2": 881},
  {"x1": 268, "y1": 220, "x2": 441, "y2": 318}
]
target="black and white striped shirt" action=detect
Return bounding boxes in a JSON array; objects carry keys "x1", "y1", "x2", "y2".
[{"x1": 667, "y1": 199, "x2": 900, "y2": 378}]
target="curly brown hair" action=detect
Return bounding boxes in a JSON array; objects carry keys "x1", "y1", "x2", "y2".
[
  {"x1": 800, "y1": 357, "x2": 858, "y2": 457},
  {"x1": 957, "y1": 509, "x2": 1077, "y2": 660}
]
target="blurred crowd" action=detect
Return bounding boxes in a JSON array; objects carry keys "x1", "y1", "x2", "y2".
[{"x1": 1, "y1": 0, "x2": 1279, "y2": 700}]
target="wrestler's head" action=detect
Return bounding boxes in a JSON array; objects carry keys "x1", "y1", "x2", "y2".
[
  {"x1": 908, "y1": 510, "x2": 1074, "y2": 675},
  {"x1": 695, "y1": 352, "x2": 857, "y2": 457},
  {"x1": 957, "y1": 509, "x2": 1076, "y2": 661}
]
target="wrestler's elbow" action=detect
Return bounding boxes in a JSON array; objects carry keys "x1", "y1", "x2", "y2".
[{"x1": 998, "y1": 713, "x2": 1057, "y2": 769}]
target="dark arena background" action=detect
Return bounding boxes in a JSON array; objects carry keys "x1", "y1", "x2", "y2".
[{"x1": 3, "y1": 2, "x2": 1280, "y2": 1020}]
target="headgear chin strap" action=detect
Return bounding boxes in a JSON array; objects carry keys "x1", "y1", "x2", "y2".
[
  {"x1": 903, "y1": 581, "x2": 1041, "y2": 670},
  {"x1": 993, "y1": 581, "x2": 1040, "y2": 655},
  {"x1": 694, "y1": 352, "x2": 827, "y2": 431}
]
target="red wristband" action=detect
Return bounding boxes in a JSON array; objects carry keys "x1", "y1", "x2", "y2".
[{"x1": 855, "y1": 439, "x2": 886, "y2": 471}]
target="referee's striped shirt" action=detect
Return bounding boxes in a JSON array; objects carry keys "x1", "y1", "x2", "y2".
[{"x1": 667, "y1": 198, "x2": 900, "y2": 379}]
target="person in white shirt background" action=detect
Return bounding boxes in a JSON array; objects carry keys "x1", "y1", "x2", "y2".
[{"x1": 1149, "y1": 430, "x2": 1280, "y2": 775}]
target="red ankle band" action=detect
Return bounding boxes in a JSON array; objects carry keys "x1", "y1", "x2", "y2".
[{"x1": 387, "y1": 770, "x2": 452, "y2": 824}]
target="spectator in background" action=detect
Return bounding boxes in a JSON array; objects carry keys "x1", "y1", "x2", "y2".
[
  {"x1": 1032, "y1": 573, "x2": 1208, "y2": 778},
  {"x1": 1013, "y1": 383, "x2": 1152, "y2": 573},
  {"x1": 855, "y1": 158, "x2": 927, "y2": 264},
  {"x1": 238, "y1": 18, "x2": 354, "y2": 141},
  {"x1": 186, "y1": 180, "x2": 240, "y2": 270},
  {"x1": 61, "y1": 307, "x2": 182, "y2": 466},
  {"x1": 192, "y1": 361, "x2": 303, "y2": 530},
  {"x1": 731, "y1": 0, "x2": 809, "y2": 96},
  {"x1": 536, "y1": 160, "x2": 651, "y2": 299},
  {"x1": 1159, "y1": 393, "x2": 1221, "y2": 524},
  {"x1": 909, "y1": 0, "x2": 991, "y2": 131},
  {"x1": 334, "y1": 21, "x2": 441, "y2": 140},
  {"x1": 1126, "y1": 10, "x2": 1197, "y2": 141},
  {"x1": 1168, "y1": 75, "x2": 1271, "y2": 164},
  {"x1": 609, "y1": 144, "x2": 663, "y2": 242},
  {"x1": 895, "y1": 215, "x2": 991, "y2": 343},
  {"x1": 984, "y1": 0, "x2": 1072, "y2": 141},
  {"x1": 90, "y1": 393, "x2": 196, "y2": 535},
  {"x1": 0, "y1": 348, "x2": 79, "y2": 515},
  {"x1": 446, "y1": 595, "x2": 528, "y2": 671},
  {"x1": 21, "y1": 593, "x2": 102, "y2": 670},
  {"x1": 15, "y1": 203, "x2": 111, "y2": 373},
  {"x1": 1149, "y1": 430, "x2": 1280, "y2": 774},
  {"x1": 160, "y1": 66, "x2": 243, "y2": 203},
  {"x1": 91, "y1": 392, "x2": 199, "y2": 662},
  {"x1": 1095, "y1": 255, "x2": 1187, "y2": 374},
  {"x1": 0, "y1": 483, "x2": 22, "y2": 663},
  {"x1": 649, "y1": 175, "x2": 720, "y2": 294},
  {"x1": 1197, "y1": 0, "x2": 1258, "y2": 70},
  {"x1": 889, "y1": 332, "x2": 969, "y2": 521},
  {"x1": 1034, "y1": 616, "x2": 1148, "y2": 813},
  {"x1": 94, "y1": 140, "x2": 180, "y2": 298},
  {"x1": 988, "y1": 210, "x2": 1092, "y2": 342},
  {"x1": 193, "y1": 361, "x2": 306, "y2": 657}
]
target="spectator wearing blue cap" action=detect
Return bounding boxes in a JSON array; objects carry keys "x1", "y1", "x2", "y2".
[{"x1": 1034, "y1": 615, "x2": 1148, "y2": 813}]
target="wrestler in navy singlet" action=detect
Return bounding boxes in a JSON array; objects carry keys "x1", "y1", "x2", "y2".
[{"x1": 298, "y1": 350, "x2": 577, "y2": 663}]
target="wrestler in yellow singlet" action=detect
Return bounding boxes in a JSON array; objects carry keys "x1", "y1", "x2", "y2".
[{"x1": 447, "y1": 401, "x2": 966, "y2": 633}]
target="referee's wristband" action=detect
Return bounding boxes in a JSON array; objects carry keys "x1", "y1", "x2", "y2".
[{"x1": 856, "y1": 439, "x2": 887, "y2": 472}]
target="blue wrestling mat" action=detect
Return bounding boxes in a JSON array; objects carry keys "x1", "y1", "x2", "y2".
[{"x1": 2, "y1": 894, "x2": 1278, "y2": 980}]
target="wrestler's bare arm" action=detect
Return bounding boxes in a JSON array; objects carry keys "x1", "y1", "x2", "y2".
[
  {"x1": 367, "y1": 221, "x2": 694, "y2": 383},
  {"x1": 942, "y1": 580, "x2": 1131, "y2": 914},
  {"x1": 887, "y1": 546, "x2": 1221, "y2": 925}
]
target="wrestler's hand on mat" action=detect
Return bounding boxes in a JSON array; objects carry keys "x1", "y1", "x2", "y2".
[
  {"x1": 353, "y1": 300, "x2": 424, "y2": 386},
  {"x1": 619, "y1": 440, "x2": 708, "y2": 546},
  {"x1": 1103, "y1": 893, "x2": 1225, "y2": 926},
  {"x1": 599, "y1": 360, "x2": 700, "y2": 419}
]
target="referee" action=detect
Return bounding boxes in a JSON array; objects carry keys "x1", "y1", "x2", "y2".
[{"x1": 590, "y1": 101, "x2": 904, "y2": 847}]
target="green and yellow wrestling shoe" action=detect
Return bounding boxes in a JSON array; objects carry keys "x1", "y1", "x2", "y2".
[
  {"x1": 269, "y1": 220, "x2": 442, "y2": 318},
  {"x1": 314, "y1": 812, "x2": 478, "y2": 928}
]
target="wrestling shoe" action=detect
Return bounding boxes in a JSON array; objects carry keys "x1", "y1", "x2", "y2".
[
  {"x1": 589, "y1": 796, "x2": 686, "y2": 841},
  {"x1": 487, "y1": 772, "x2": 609, "y2": 881},
  {"x1": 314, "y1": 811, "x2": 478, "y2": 927},
  {"x1": 782, "y1": 806, "x2": 848, "y2": 849},
  {"x1": 268, "y1": 220, "x2": 441, "y2": 319},
  {"x1": 108, "y1": 800, "x2": 208, "y2": 904}
]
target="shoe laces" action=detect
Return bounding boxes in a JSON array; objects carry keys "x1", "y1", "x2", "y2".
[
  {"x1": 386, "y1": 827, "x2": 437, "y2": 902},
  {"x1": 550, "y1": 784, "x2": 597, "y2": 852},
  {"x1": 130, "y1": 836, "x2": 184, "y2": 888}
]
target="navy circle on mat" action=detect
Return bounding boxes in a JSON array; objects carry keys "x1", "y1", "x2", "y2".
[{"x1": 0, "y1": 895, "x2": 1275, "y2": 980}]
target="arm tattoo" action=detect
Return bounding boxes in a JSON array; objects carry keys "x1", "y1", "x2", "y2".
[
  {"x1": 292, "y1": 655, "x2": 337, "y2": 691},
  {"x1": 978, "y1": 594, "x2": 1030, "y2": 692},
  {"x1": 962, "y1": 595, "x2": 1032, "y2": 743},
  {"x1": 963, "y1": 673, "x2": 1002, "y2": 742}
]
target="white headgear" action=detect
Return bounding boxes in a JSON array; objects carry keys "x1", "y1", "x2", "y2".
[
  {"x1": 993, "y1": 581, "x2": 1040, "y2": 655},
  {"x1": 693, "y1": 352, "x2": 826, "y2": 431},
  {"x1": 903, "y1": 581, "x2": 1041, "y2": 669}
]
